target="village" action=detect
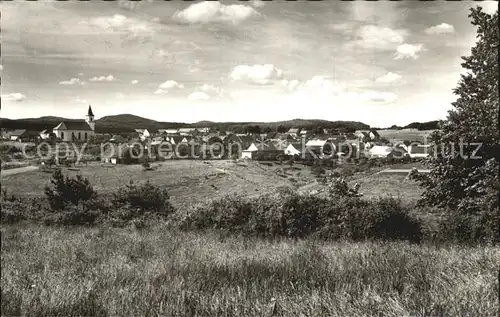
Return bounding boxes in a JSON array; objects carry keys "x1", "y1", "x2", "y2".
[{"x1": 1, "y1": 105, "x2": 434, "y2": 166}]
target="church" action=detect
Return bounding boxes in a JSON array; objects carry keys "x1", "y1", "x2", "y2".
[{"x1": 52, "y1": 106, "x2": 96, "y2": 142}]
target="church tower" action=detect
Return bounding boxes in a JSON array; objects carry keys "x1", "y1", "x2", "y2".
[{"x1": 85, "y1": 105, "x2": 95, "y2": 131}]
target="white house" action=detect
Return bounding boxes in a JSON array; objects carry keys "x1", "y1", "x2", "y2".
[
  {"x1": 305, "y1": 139, "x2": 335, "y2": 157},
  {"x1": 134, "y1": 129, "x2": 151, "y2": 141},
  {"x1": 39, "y1": 129, "x2": 49, "y2": 140},
  {"x1": 53, "y1": 106, "x2": 95, "y2": 142},
  {"x1": 285, "y1": 142, "x2": 302, "y2": 156}
]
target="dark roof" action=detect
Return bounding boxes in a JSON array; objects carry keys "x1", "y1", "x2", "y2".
[
  {"x1": 88, "y1": 105, "x2": 94, "y2": 117},
  {"x1": 53, "y1": 120, "x2": 93, "y2": 131},
  {"x1": 9, "y1": 129, "x2": 27, "y2": 136}
]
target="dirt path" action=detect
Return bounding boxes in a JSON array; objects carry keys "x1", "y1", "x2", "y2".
[{"x1": 1, "y1": 165, "x2": 39, "y2": 176}]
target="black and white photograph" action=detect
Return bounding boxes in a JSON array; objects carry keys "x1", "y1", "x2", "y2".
[{"x1": 1, "y1": 0, "x2": 499, "y2": 315}]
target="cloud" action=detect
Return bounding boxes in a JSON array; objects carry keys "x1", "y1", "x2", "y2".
[
  {"x1": 75, "y1": 97, "x2": 88, "y2": 104},
  {"x1": 116, "y1": 92, "x2": 126, "y2": 99},
  {"x1": 154, "y1": 89, "x2": 168, "y2": 95},
  {"x1": 250, "y1": 0, "x2": 266, "y2": 8},
  {"x1": 375, "y1": 72, "x2": 402, "y2": 84},
  {"x1": 188, "y1": 84, "x2": 224, "y2": 101},
  {"x1": 199, "y1": 84, "x2": 223, "y2": 96},
  {"x1": 159, "y1": 80, "x2": 184, "y2": 89},
  {"x1": 173, "y1": 1, "x2": 260, "y2": 24},
  {"x1": 394, "y1": 44, "x2": 424, "y2": 60},
  {"x1": 59, "y1": 78, "x2": 86, "y2": 85},
  {"x1": 2, "y1": 93, "x2": 26, "y2": 102},
  {"x1": 425, "y1": 23, "x2": 455, "y2": 35},
  {"x1": 81, "y1": 14, "x2": 153, "y2": 42},
  {"x1": 188, "y1": 91, "x2": 211, "y2": 101},
  {"x1": 131, "y1": 80, "x2": 139, "y2": 84},
  {"x1": 89, "y1": 75, "x2": 116, "y2": 82},
  {"x1": 351, "y1": 25, "x2": 408, "y2": 50},
  {"x1": 281, "y1": 79, "x2": 300, "y2": 92},
  {"x1": 0, "y1": 65, "x2": 3, "y2": 71},
  {"x1": 230, "y1": 64, "x2": 284, "y2": 85}
]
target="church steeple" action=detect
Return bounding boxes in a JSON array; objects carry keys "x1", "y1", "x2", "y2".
[{"x1": 85, "y1": 105, "x2": 95, "y2": 131}]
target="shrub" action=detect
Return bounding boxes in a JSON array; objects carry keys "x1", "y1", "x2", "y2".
[
  {"x1": 112, "y1": 180, "x2": 175, "y2": 217},
  {"x1": 44, "y1": 170, "x2": 97, "y2": 211},
  {"x1": 179, "y1": 188, "x2": 423, "y2": 242}
]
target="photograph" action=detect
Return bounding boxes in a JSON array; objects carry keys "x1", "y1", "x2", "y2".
[{"x1": 1, "y1": 0, "x2": 499, "y2": 316}]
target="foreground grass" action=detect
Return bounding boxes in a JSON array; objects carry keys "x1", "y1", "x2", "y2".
[{"x1": 2, "y1": 224, "x2": 499, "y2": 316}]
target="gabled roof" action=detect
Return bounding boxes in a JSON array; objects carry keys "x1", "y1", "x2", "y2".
[
  {"x1": 54, "y1": 120, "x2": 93, "y2": 131},
  {"x1": 244, "y1": 141, "x2": 281, "y2": 152},
  {"x1": 306, "y1": 139, "x2": 329, "y2": 147},
  {"x1": 288, "y1": 128, "x2": 299, "y2": 133},
  {"x1": 9, "y1": 129, "x2": 27, "y2": 136}
]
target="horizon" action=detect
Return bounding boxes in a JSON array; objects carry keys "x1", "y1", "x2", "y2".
[{"x1": 1, "y1": 1, "x2": 497, "y2": 127}]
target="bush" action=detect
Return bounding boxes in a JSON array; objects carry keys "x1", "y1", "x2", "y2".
[
  {"x1": 44, "y1": 170, "x2": 97, "y2": 211},
  {"x1": 112, "y1": 180, "x2": 175, "y2": 217},
  {"x1": 178, "y1": 188, "x2": 423, "y2": 242},
  {"x1": 436, "y1": 208, "x2": 499, "y2": 244}
]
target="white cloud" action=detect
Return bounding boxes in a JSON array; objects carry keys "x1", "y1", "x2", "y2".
[
  {"x1": 159, "y1": 80, "x2": 184, "y2": 89},
  {"x1": 230, "y1": 64, "x2": 284, "y2": 85},
  {"x1": 425, "y1": 23, "x2": 455, "y2": 35},
  {"x1": 75, "y1": 97, "x2": 88, "y2": 104},
  {"x1": 351, "y1": 25, "x2": 408, "y2": 50},
  {"x1": 116, "y1": 92, "x2": 126, "y2": 99},
  {"x1": 188, "y1": 91, "x2": 211, "y2": 101},
  {"x1": 78, "y1": 72, "x2": 84, "y2": 76},
  {"x1": 0, "y1": 65, "x2": 3, "y2": 71},
  {"x1": 81, "y1": 14, "x2": 153, "y2": 42},
  {"x1": 281, "y1": 79, "x2": 300, "y2": 92},
  {"x1": 199, "y1": 84, "x2": 222, "y2": 96},
  {"x1": 250, "y1": 0, "x2": 266, "y2": 8},
  {"x1": 131, "y1": 80, "x2": 139, "y2": 84},
  {"x1": 89, "y1": 75, "x2": 116, "y2": 82},
  {"x1": 173, "y1": 1, "x2": 260, "y2": 24},
  {"x1": 59, "y1": 78, "x2": 86, "y2": 85},
  {"x1": 375, "y1": 72, "x2": 402, "y2": 84},
  {"x1": 154, "y1": 89, "x2": 168, "y2": 95},
  {"x1": 394, "y1": 43, "x2": 424, "y2": 60},
  {"x1": 2, "y1": 93, "x2": 26, "y2": 102}
]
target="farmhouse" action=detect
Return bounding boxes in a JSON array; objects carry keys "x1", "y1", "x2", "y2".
[
  {"x1": 355, "y1": 129, "x2": 380, "y2": 142},
  {"x1": 39, "y1": 129, "x2": 53, "y2": 140},
  {"x1": 52, "y1": 106, "x2": 96, "y2": 142},
  {"x1": 241, "y1": 142, "x2": 284, "y2": 160},
  {"x1": 178, "y1": 128, "x2": 197, "y2": 136},
  {"x1": 305, "y1": 139, "x2": 335, "y2": 157},
  {"x1": 368, "y1": 145, "x2": 408, "y2": 159},
  {"x1": 285, "y1": 142, "x2": 302, "y2": 156},
  {"x1": 287, "y1": 128, "x2": 299, "y2": 136}
]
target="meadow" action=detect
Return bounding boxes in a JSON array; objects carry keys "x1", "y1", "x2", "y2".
[
  {"x1": 2, "y1": 224, "x2": 499, "y2": 317},
  {"x1": 1, "y1": 159, "x2": 423, "y2": 208}
]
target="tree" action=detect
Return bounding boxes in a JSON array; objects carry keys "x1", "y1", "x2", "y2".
[{"x1": 413, "y1": 7, "x2": 499, "y2": 215}]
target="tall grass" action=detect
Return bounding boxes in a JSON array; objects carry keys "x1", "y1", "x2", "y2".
[{"x1": 2, "y1": 224, "x2": 499, "y2": 316}]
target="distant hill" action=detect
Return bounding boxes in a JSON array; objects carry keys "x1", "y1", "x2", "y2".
[
  {"x1": 1, "y1": 114, "x2": 370, "y2": 134},
  {"x1": 381, "y1": 120, "x2": 442, "y2": 131}
]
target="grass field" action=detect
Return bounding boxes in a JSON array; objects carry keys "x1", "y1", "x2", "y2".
[
  {"x1": 1, "y1": 160, "x2": 318, "y2": 209},
  {"x1": 1, "y1": 159, "x2": 425, "y2": 208},
  {"x1": 1, "y1": 224, "x2": 498, "y2": 316}
]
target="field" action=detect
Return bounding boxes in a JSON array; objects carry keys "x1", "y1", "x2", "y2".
[
  {"x1": 1, "y1": 224, "x2": 499, "y2": 316},
  {"x1": 376, "y1": 129, "x2": 436, "y2": 143},
  {"x1": 1, "y1": 160, "x2": 424, "y2": 208}
]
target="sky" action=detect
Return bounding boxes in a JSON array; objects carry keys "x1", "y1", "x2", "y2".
[{"x1": 1, "y1": 0, "x2": 498, "y2": 127}]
